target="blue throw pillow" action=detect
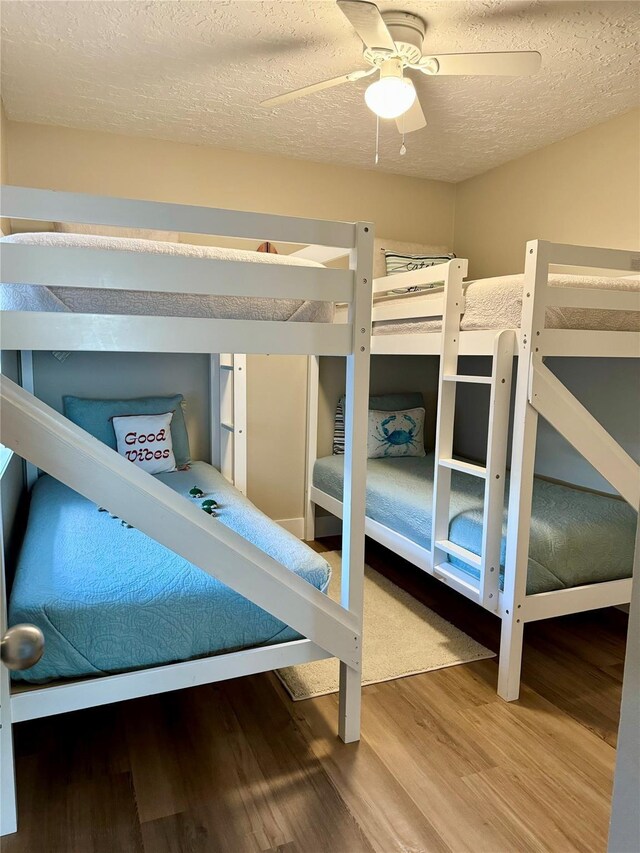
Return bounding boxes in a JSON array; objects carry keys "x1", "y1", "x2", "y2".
[
  {"x1": 63, "y1": 394, "x2": 192, "y2": 468},
  {"x1": 333, "y1": 392, "x2": 424, "y2": 454}
]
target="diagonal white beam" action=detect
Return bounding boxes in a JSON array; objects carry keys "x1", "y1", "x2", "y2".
[
  {"x1": 0, "y1": 377, "x2": 360, "y2": 667},
  {"x1": 529, "y1": 360, "x2": 640, "y2": 508}
]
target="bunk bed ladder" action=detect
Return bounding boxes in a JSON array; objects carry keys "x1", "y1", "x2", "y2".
[
  {"x1": 210, "y1": 353, "x2": 247, "y2": 495},
  {"x1": 431, "y1": 278, "x2": 515, "y2": 611}
]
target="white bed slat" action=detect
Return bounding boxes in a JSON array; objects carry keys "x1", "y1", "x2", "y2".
[
  {"x1": 371, "y1": 329, "x2": 511, "y2": 356},
  {"x1": 523, "y1": 578, "x2": 633, "y2": 622},
  {"x1": 372, "y1": 294, "x2": 448, "y2": 323},
  {"x1": 540, "y1": 329, "x2": 640, "y2": 357},
  {"x1": 544, "y1": 285, "x2": 639, "y2": 312},
  {"x1": 1, "y1": 313, "x2": 352, "y2": 356},
  {"x1": 544, "y1": 241, "x2": 640, "y2": 273},
  {"x1": 372, "y1": 260, "x2": 464, "y2": 294},
  {"x1": 1, "y1": 186, "x2": 357, "y2": 248},
  {"x1": 1, "y1": 243, "x2": 353, "y2": 303},
  {"x1": 11, "y1": 639, "x2": 330, "y2": 723}
]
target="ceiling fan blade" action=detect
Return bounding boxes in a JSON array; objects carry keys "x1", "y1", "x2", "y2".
[
  {"x1": 395, "y1": 96, "x2": 426, "y2": 134},
  {"x1": 424, "y1": 51, "x2": 541, "y2": 77},
  {"x1": 337, "y1": 0, "x2": 396, "y2": 52},
  {"x1": 261, "y1": 67, "x2": 375, "y2": 107}
]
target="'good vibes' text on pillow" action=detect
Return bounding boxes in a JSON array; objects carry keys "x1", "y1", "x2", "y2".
[
  {"x1": 121, "y1": 426, "x2": 172, "y2": 463},
  {"x1": 112, "y1": 412, "x2": 176, "y2": 474}
]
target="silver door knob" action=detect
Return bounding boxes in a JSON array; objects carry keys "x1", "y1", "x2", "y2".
[{"x1": 1, "y1": 624, "x2": 45, "y2": 670}]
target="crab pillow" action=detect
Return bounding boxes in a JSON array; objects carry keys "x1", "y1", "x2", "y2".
[
  {"x1": 367, "y1": 407, "x2": 426, "y2": 459},
  {"x1": 112, "y1": 412, "x2": 176, "y2": 474}
]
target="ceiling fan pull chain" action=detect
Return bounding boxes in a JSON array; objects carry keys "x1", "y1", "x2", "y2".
[
  {"x1": 400, "y1": 114, "x2": 407, "y2": 156},
  {"x1": 375, "y1": 114, "x2": 380, "y2": 165}
]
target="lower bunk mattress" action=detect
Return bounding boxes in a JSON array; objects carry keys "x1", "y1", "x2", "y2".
[
  {"x1": 9, "y1": 462, "x2": 331, "y2": 683},
  {"x1": 313, "y1": 454, "x2": 636, "y2": 595}
]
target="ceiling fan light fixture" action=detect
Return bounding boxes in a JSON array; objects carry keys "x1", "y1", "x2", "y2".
[{"x1": 365, "y1": 58, "x2": 416, "y2": 120}]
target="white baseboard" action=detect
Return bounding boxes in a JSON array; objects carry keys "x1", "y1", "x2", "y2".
[{"x1": 275, "y1": 517, "x2": 305, "y2": 538}]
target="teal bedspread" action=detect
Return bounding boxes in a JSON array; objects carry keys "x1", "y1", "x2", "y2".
[
  {"x1": 313, "y1": 454, "x2": 636, "y2": 595},
  {"x1": 10, "y1": 462, "x2": 331, "y2": 683}
]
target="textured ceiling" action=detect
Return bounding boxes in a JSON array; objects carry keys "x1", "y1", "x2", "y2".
[{"x1": 1, "y1": 0, "x2": 638, "y2": 182}]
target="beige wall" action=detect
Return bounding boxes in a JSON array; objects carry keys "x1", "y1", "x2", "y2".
[
  {"x1": 0, "y1": 102, "x2": 9, "y2": 233},
  {"x1": 4, "y1": 120, "x2": 456, "y2": 520},
  {"x1": 454, "y1": 109, "x2": 640, "y2": 279},
  {"x1": 453, "y1": 109, "x2": 640, "y2": 493},
  {"x1": 0, "y1": 102, "x2": 7, "y2": 185}
]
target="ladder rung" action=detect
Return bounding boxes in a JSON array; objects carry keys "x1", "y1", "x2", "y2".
[
  {"x1": 439, "y1": 457, "x2": 487, "y2": 478},
  {"x1": 443, "y1": 374, "x2": 492, "y2": 385},
  {"x1": 433, "y1": 562, "x2": 481, "y2": 600},
  {"x1": 435, "y1": 540, "x2": 482, "y2": 569}
]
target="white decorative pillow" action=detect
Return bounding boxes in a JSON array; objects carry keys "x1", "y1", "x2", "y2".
[
  {"x1": 373, "y1": 238, "x2": 451, "y2": 279},
  {"x1": 112, "y1": 412, "x2": 176, "y2": 474},
  {"x1": 54, "y1": 222, "x2": 180, "y2": 242},
  {"x1": 385, "y1": 252, "x2": 456, "y2": 294},
  {"x1": 367, "y1": 407, "x2": 426, "y2": 459}
]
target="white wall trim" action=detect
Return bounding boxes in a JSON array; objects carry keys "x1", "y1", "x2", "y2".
[{"x1": 275, "y1": 517, "x2": 305, "y2": 538}]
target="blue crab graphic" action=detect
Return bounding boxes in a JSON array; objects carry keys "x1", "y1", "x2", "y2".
[{"x1": 373, "y1": 413, "x2": 420, "y2": 456}]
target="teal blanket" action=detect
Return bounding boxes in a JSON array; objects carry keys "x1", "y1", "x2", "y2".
[
  {"x1": 313, "y1": 454, "x2": 636, "y2": 595},
  {"x1": 10, "y1": 462, "x2": 331, "y2": 683}
]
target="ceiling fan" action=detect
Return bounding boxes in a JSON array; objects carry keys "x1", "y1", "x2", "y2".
[{"x1": 260, "y1": 0, "x2": 542, "y2": 136}]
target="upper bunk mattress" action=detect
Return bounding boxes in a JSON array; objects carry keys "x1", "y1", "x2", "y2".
[
  {"x1": 373, "y1": 273, "x2": 640, "y2": 335},
  {"x1": 9, "y1": 461, "x2": 331, "y2": 684},
  {"x1": 313, "y1": 453, "x2": 636, "y2": 595},
  {"x1": 0, "y1": 232, "x2": 333, "y2": 322}
]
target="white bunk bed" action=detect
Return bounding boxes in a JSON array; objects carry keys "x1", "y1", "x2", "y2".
[
  {"x1": 0, "y1": 185, "x2": 374, "y2": 836},
  {"x1": 308, "y1": 242, "x2": 640, "y2": 701}
]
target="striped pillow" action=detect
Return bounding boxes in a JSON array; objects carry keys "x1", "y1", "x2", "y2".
[
  {"x1": 333, "y1": 398, "x2": 345, "y2": 455},
  {"x1": 384, "y1": 251, "x2": 455, "y2": 294}
]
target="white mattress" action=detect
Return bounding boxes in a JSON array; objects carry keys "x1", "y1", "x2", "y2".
[
  {"x1": 0, "y1": 232, "x2": 333, "y2": 323},
  {"x1": 373, "y1": 273, "x2": 640, "y2": 335}
]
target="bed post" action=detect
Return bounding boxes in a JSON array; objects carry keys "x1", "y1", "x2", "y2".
[
  {"x1": 209, "y1": 355, "x2": 221, "y2": 470},
  {"x1": 304, "y1": 356, "x2": 319, "y2": 541},
  {"x1": 500, "y1": 240, "x2": 549, "y2": 701},
  {"x1": 338, "y1": 221, "x2": 373, "y2": 743},
  {"x1": 210, "y1": 353, "x2": 247, "y2": 493},
  {"x1": 0, "y1": 471, "x2": 17, "y2": 836},
  {"x1": 232, "y1": 355, "x2": 247, "y2": 495},
  {"x1": 19, "y1": 351, "x2": 37, "y2": 490}
]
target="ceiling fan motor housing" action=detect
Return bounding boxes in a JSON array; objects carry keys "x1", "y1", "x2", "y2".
[{"x1": 363, "y1": 11, "x2": 426, "y2": 67}]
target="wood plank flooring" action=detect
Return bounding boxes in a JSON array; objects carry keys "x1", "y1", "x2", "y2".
[{"x1": 3, "y1": 538, "x2": 628, "y2": 853}]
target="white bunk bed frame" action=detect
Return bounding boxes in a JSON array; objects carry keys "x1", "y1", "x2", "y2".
[
  {"x1": 0, "y1": 185, "x2": 374, "y2": 836},
  {"x1": 308, "y1": 241, "x2": 640, "y2": 701}
]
